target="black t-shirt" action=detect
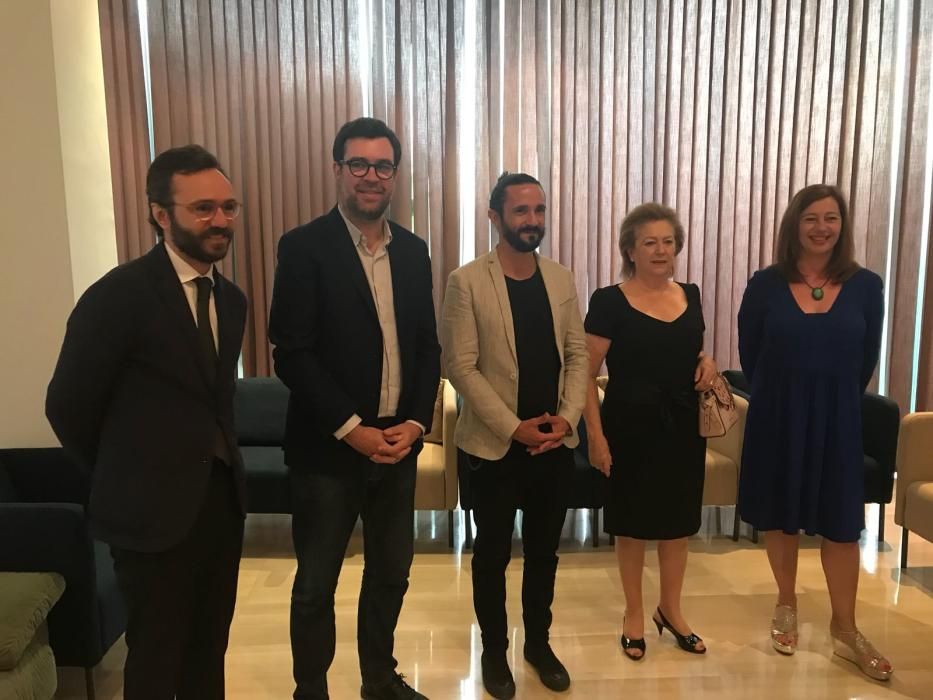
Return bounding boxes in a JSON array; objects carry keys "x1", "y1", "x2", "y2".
[{"x1": 504, "y1": 266, "x2": 561, "y2": 422}]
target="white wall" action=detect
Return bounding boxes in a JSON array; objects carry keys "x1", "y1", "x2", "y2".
[
  {"x1": 51, "y1": 0, "x2": 118, "y2": 301},
  {"x1": 0, "y1": 1, "x2": 117, "y2": 447}
]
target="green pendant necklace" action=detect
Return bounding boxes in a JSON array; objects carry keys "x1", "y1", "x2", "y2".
[{"x1": 803, "y1": 277, "x2": 827, "y2": 300}]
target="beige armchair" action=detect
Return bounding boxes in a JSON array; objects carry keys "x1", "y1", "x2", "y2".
[
  {"x1": 704, "y1": 394, "x2": 749, "y2": 540},
  {"x1": 415, "y1": 378, "x2": 459, "y2": 547},
  {"x1": 894, "y1": 412, "x2": 933, "y2": 568}
]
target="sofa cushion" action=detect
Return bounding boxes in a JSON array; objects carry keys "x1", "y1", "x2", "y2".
[
  {"x1": 703, "y1": 449, "x2": 738, "y2": 506},
  {"x1": 414, "y1": 443, "x2": 446, "y2": 509},
  {"x1": 0, "y1": 572, "x2": 65, "y2": 671},
  {"x1": 423, "y1": 381, "x2": 445, "y2": 445},
  {"x1": 0, "y1": 467, "x2": 16, "y2": 503},
  {"x1": 234, "y1": 378, "x2": 289, "y2": 446},
  {"x1": 0, "y1": 449, "x2": 88, "y2": 504},
  {"x1": 0, "y1": 633, "x2": 57, "y2": 700},
  {"x1": 904, "y1": 482, "x2": 933, "y2": 544},
  {"x1": 863, "y1": 454, "x2": 894, "y2": 504},
  {"x1": 241, "y1": 446, "x2": 290, "y2": 514}
]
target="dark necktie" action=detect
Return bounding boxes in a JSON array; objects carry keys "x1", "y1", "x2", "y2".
[{"x1": 194, "y1": 277, "x2": 217, "y2": 380}]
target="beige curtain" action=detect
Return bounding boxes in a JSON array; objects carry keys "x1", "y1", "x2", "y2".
[
  {"x1": 142, "y1": 0, "x2": 364, "y2": 376},
  {"x1": 99, "y1": 0, "x2": 931, "y2": 406},
  {"x1": 369, "y1": 0, "x2": 463, "y2": 315},
  {"x1": 98, "y1": 0, "x2": 153, "y2": 262},
  {"x1": 472, "y1": 0, "x2": 930, "y2": 411},
  {"x1": 100, "y1": 0, "x2": 464, "y2": 374},
  {"x1": 891, "y1": 0, "x2": 933, "y2": 411}
]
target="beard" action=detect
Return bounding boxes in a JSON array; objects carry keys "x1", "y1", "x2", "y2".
[
  {"x1": 167, "y1": 214, "x2": 232, "y2": 264},
  {"x1": 501, "y1": 221, "x2": 545, "y2": 253},
  {"x1": 343, "y1": 183, "x2": 392, "y2": 221}
]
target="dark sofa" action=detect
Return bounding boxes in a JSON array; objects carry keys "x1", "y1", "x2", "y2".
[
  {"x1": 0, "y1": 447, "x2": 126, "y2": 700},
  {"x1": 233, "y1": 376, "x2": 291, "y2": 514}
]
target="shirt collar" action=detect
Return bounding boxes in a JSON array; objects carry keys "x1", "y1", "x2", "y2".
[
  {"x1": 338, "y1": 205, "x2": 392, "y2": 249},
  {"x1": 164, "y1": 242, "x2": 214, "y2": 286}
]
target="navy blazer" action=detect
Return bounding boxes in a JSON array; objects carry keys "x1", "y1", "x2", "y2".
[
  {"x1": 46, "y1": 242, "x2": 248, "y2": 552},
  {"x1": 268, "y1": 206, "x2": 441, "y2": 471}
]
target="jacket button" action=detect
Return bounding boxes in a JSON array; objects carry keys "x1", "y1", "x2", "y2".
[
  {"x1": 510, "y1": 372, "x2": 516, "y2": 380},
  {"x1": 201, "y1": 458, "x2": 209, "y2": 464}
]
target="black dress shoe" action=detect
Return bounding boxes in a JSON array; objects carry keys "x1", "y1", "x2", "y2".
[
  {"x1": 481, "y1": 651, "x2": 516, "y2": 700},
  {"x1": 360, "y1": 673, "x2": 427, "y2": 700},
  {"x1": 523, "y1": 643, "x2": 571, "y2": 692}
]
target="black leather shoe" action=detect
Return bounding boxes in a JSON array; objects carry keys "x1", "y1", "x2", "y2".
[
  {"x1": 360, "y1": 673, "x2": 427, "y2": 700},
  {"x1": 481, "y1": 651, "x2": 516, "y2": 700},
  {"x1": 523, "y1": 643, "x2": 571, "y2": 692}
]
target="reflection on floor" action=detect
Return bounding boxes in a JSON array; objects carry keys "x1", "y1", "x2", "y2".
[{"x1": 58, "y1": 504, "x2": 933, "y2": 699}]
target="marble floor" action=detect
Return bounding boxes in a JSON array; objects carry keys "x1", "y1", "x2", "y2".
[{"x1": 58, "y1": 504, "x2": 933, "y2": 700}]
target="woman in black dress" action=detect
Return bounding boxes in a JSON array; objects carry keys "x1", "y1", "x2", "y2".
[{"x1": 583, "y1": 203, "x2": 718, "y2": 660}]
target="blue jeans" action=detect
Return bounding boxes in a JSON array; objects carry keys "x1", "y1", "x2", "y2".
[{"x1": 288, "y1": 449, "x2": 417, "y2": 699}]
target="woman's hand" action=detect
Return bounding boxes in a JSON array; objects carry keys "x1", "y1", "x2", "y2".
[
  {"x1": 588, "y1": 432, "x2": 612, "y2": 476},
  {"x1": 694, "y1": 353, "x2": 718, "y2": 391}
]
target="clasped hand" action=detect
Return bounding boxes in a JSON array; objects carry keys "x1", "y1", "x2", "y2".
[
  {"x1": 512, "y1": 412, "x2": 572, "y2": 456},
  {"x1": 344, "y1": 422, "x2": 422, "y2": 463}
]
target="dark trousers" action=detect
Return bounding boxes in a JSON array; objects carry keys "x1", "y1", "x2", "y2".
[
  {"x1": 470, "y1": 443, "x2": 572, "y2": 653},
  {"x1": 110, "y1": 461, "x2": 244, "y2": 700},
  {"x1": 289, "y1": 445, "x2": 418, "y2": 700}
]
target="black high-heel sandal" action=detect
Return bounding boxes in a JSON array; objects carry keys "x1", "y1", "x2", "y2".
[
  {"x1": 621, "y1": 615, "x2": 646, "y2": 661},
  {"x1": 621, "y1": 634, "x2": 646, "y2": 661},
  {"x1": 652, "y1": 607, "x2": 706, "y2": 655}
]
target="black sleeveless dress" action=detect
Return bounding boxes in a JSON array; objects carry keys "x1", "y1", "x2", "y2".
[{"x1": 584, "y1": 283, "x2": 707, "y2": 539}]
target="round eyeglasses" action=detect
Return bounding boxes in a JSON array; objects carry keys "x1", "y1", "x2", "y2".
[
  {"x1": 337, "y1": 158, "x2": 398, "y2": 180},
  {"x1": 170, "y1": 200, "x2": 242, "y2": 222}
]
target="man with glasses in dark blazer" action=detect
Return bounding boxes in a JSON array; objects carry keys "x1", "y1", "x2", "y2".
[
  {"x1": 47, "y1": 145, "x2": 248, "y2": 700},
  {"x1": 269, "y1": 118, "x2": 441, "y2": 700}
]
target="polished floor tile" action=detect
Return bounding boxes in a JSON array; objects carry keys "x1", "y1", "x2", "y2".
[{"x1": 58, "y1": 504, "x2": 933, "y2": 699}]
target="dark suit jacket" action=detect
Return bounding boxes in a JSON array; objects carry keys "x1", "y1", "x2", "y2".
[
  {"x1": 46, "y1": 243, "x2": 248, "y2": 552},
  {"x1": 268, "y1": 206, "x2": 441, "y2": 471}
]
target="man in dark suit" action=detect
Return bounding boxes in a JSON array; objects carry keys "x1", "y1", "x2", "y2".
[
  {"x1": 269, "y1": 118, "x2": 440, "y2": 700},
  {"x1": 46, "y1": 145, "x2": 248, "y2": 700}
]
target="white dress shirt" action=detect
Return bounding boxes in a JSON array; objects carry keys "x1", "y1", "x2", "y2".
[
  {"x1": 333, "y1": 207, "x2": 424, "y2": 440},
  {"x1": 165, "y1": 243, "x2": 219, "y2": 349}
]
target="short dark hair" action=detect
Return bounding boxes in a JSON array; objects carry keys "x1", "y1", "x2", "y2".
[
  {"x1": 618, "y1": 203, "x2": 686, "y2": 279},
  {"x1": 332, "y1": 117, "x2": 402, "y2": 165},
  {"x1": 488, "y1": 172, "x2": 543, "y2": 217},
  {"x1": 775, "y1": 184, "x2": 859, "y2": 282},
  {"x1": 146, "y1": 144, "x2": 225, "y2": 238}
]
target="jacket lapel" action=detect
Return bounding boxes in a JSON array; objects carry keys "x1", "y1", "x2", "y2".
[
  {"x1": 148, "y1": 243, "x2": 216, "y2": 390},
  {"x1": 487, "y1": 251, "x2": 518, "y2": 365},
  {"x1": 212, "y1": 272, "x2": 239, "y2": 376},
  {"x1": 328, "y1": 207, "x2": 378, "y2": 321}
]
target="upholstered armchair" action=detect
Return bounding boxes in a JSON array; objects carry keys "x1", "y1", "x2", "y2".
[
  {"x1": 895, "y1": 412, "x2": 933, "y2": 568},
  {"x1": 414, "y1": 378, "x2": 460, "y2": 547}
]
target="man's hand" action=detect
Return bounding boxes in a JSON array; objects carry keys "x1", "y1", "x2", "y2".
[
  {"x1": 344, "y1": 425, "x2": 393, "y2": 458},
  {"x1": 694, "y1": 354, "x2": 718, "y2": 391},
  {"x1": 512, "y1": 414, "x2": 553, "y2": 448},
  {"x1": 371, "y1": 422, "x2": 422, "y2": 464},
  {"x1": 526, "y1": 414, "x2": 573, "y2": 455}
]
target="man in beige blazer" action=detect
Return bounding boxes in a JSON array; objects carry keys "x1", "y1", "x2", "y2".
[{"x1": 441, "y1": 172, "x2": 587, "y2": 699}]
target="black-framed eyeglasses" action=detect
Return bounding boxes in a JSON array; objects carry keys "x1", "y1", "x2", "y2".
[
  {"x1": 169, "y1": 200, "x2": 242, "y2": 222},
  {"x1": 337, "y1": 158, "x2": 398, "y2": 180}
]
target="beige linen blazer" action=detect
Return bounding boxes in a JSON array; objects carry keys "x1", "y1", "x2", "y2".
[{"x1": 441, "y1": 250, "x2": 588, "y2": 460}]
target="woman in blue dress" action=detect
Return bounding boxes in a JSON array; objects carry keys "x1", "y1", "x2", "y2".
[{"x1": 737, "y1": 184, "x2": 891, "y2": 680}]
